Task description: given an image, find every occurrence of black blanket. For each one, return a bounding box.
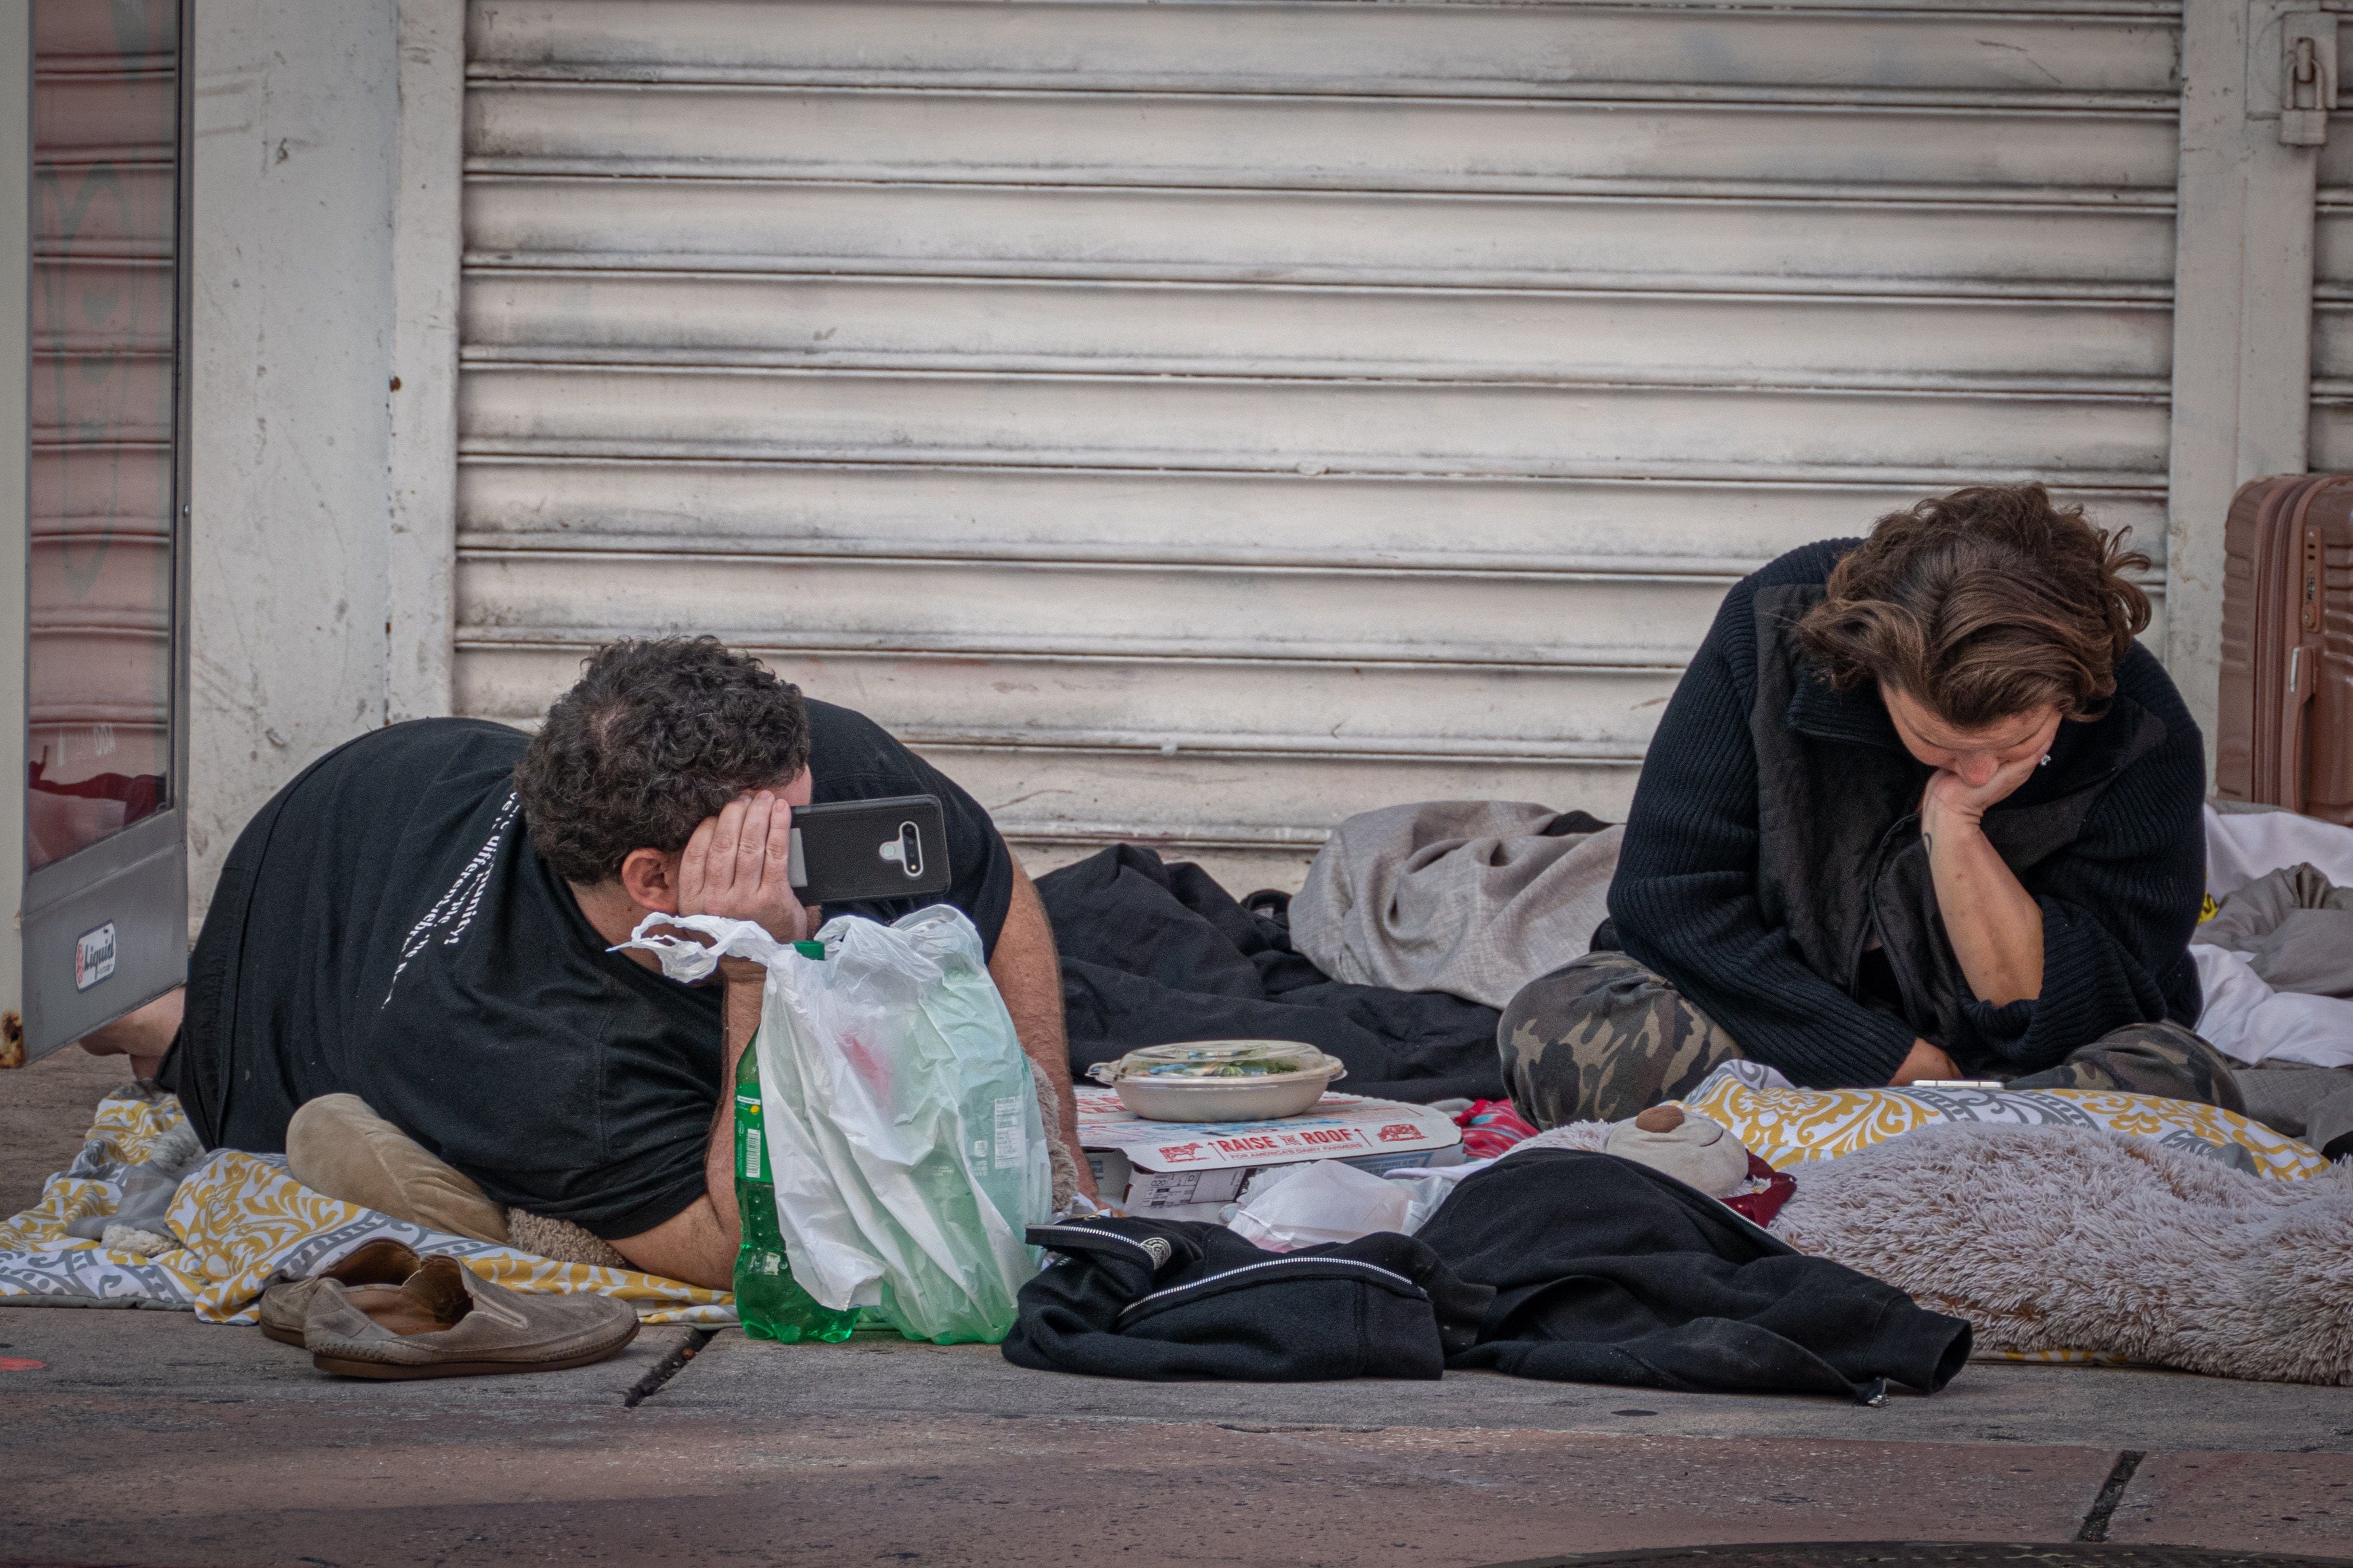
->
[1038,845,1507,1104]
[1003,1152,1971,1401]
[1417,1149,1971,1402]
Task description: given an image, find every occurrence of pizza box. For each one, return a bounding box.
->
[1077,1086,1464,1221]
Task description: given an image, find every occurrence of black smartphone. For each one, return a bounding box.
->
[787,794,954,905]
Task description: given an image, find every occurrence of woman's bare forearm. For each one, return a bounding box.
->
[1925,819,2043,1006]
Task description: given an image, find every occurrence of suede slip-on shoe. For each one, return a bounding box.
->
[303,1254,640,1380]
[256,1238,424,1347]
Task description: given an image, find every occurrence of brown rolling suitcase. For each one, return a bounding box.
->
[2215,474,2353,824]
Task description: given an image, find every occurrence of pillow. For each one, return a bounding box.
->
[1682,1060,2331,1181]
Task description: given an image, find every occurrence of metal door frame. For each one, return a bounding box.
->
[7,0,192,1063]
[2167,0,2338,768]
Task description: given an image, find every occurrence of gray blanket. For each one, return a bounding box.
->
[2199,862,2353,998]
[1289,800,1622,1009]
[2199,862,2353,1156]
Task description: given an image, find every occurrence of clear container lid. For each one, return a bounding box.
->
[1086,1040,1340,1084]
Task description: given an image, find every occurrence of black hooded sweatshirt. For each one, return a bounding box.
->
[1604,540,2207,1087]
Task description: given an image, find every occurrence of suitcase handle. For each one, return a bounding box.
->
[2282,643,2316,814]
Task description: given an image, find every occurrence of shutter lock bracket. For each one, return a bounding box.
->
[2282,12,2339,146]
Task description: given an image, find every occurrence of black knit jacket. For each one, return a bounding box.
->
[1605,540,2207,1088]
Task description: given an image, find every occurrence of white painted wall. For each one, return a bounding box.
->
[2166,0,2324,778]
[187,0,407,918]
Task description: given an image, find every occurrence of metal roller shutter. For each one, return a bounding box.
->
[456,0,2181,890]
[2317,107,2353,469]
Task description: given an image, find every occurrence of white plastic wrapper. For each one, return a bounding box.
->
[1225,1158,1413,1251]
[622,906,1052,1344]
[1380,1160,1495,1234]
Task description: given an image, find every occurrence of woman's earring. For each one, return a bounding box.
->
[2039,753,2052,768]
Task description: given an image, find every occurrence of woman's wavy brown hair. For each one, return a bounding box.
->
[1793,484,2151,728]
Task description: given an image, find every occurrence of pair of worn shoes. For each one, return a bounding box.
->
[258,1239,639,1379]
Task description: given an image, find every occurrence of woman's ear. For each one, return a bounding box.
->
[618,847,684,915]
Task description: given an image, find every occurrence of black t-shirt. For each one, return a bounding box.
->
[163,703,1014,1239]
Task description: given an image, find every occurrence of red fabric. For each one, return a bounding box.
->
[1722,1152,1796,1227]
[1455,1099,1539,1160]
[29,759,163,816]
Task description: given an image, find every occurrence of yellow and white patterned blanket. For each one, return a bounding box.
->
[0,1086,735,1325]
[1683,1059,2332,1181]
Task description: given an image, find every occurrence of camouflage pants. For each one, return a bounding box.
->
[1497,949,2247,1129]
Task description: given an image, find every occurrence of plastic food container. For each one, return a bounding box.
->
[1085,1040,1347,1122]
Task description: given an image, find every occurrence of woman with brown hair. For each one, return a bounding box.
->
[1499,484,2242,1128]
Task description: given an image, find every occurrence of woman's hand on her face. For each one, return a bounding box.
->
[678,792,817,979]
[1920,747,2043,839]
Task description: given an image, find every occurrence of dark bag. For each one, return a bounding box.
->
[2218,475,2353,824]
[1039,844,1507,1103]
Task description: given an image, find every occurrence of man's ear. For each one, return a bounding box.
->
[618,847,684,915]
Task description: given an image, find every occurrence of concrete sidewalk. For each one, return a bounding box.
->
[2,1306,2347,1567]
[0,1048,129,1219]
[5,1051,2349,1566]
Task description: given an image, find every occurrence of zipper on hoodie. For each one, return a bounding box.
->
[1848,810,1919,996]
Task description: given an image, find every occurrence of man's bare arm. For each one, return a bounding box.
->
[609,974,758,1290]
[74,988,184,1079]
[989,856,1094,1197]
[610,791,807,1290]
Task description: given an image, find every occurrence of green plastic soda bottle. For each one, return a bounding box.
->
[732,946,860,1343]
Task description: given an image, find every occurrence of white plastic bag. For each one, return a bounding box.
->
[1381,1160,1494,1235]
[622,906,1053,1343]
[1224,1158,1413,1251]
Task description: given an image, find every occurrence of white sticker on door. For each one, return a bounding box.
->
[74,922,117,992]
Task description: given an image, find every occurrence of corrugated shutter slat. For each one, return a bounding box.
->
[458,0,2179,888]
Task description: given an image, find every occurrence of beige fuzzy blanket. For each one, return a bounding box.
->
[1512,1118,2353,1384]
[1770,1123,2353,1384]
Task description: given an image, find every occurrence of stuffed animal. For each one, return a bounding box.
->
[1603,1104,1752,1197]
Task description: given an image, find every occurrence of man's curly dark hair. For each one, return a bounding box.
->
[513,638,811,885]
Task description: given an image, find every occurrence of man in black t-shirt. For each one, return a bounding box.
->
[82,639,1085,1288]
